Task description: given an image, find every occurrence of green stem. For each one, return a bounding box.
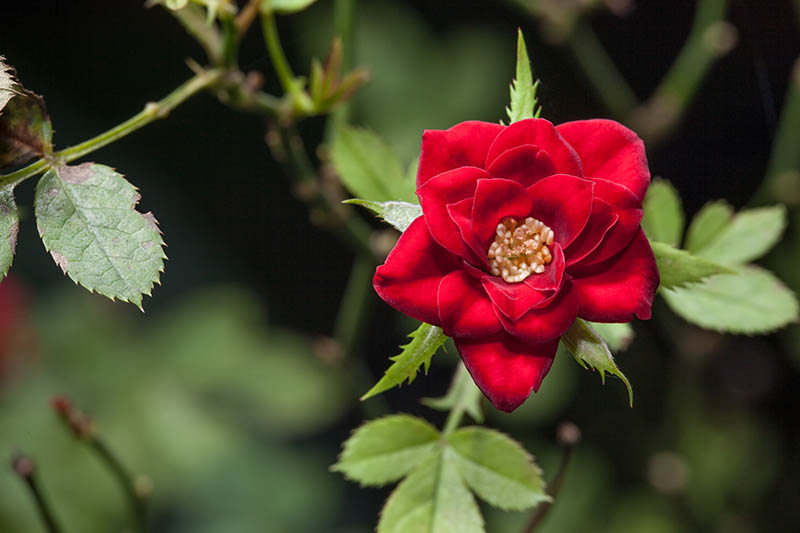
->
[11,454,63,533]
[565,21,639,119]
[442,363,479,436]
[90,438,148,532]
[0,68,225,190]
[261,11,298,96]
[326,0,357,136]
[630,0,730,144]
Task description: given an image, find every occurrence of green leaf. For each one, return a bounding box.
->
[362,323,448,400]
[684,200,734,253]
[332,415,440,487]
[262,0,319,14]
[1,56,18,113]
[378,450,484,533]
[422,362,483,423]
[34,163,166,308]
[449,427,549,511]
[589,322,634,352]
[642,179,684,246]
[650,241,734,289]
[662,266,799,334]
[0,65,52,170]
[0,188,19,279]
[344,199,421,233]
[691,205,787,265]
[506,30,539,123]
[331,126,415,203]
[561,318,633,406]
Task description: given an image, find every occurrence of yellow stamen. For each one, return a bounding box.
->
[488,216,554,283]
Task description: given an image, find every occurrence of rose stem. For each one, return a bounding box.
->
[11,453,64,533]
[522,421,582,533]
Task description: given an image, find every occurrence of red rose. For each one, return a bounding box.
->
[373,118,659,412]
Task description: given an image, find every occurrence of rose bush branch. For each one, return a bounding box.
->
[11,454,63,533]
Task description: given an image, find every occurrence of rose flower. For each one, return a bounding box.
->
[373,118,659,412]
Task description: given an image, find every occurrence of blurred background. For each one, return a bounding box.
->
[1,0,799,531]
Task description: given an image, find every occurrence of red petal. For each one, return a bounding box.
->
[498,280,580,343]
[471,178,534,246]
[573,179,643,268]
[485,144,557,187]
[417,167,489,262]
[417,121,504,187]
[446,198,487,267]
[437,271,503,338]
[524,243,566,292]
[565,199,618,267]
[486,119,582,177]
[571,229,659,322]
[481,276,551,321]
[456,334,559,412]
[373,217,458,325]
[527,174,594,248]
[556,119,650,202]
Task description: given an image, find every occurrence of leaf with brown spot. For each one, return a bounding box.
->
[0,187,19,279]
[0,58,52,170]
[34,163,166,308]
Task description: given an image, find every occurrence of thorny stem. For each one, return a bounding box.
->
[442,363,481,436]
[269,124,375,258]
[522,422,582,533]
[0,68,226,190]
[11,453,63,533]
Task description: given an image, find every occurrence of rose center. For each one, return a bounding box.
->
[488,216,554,283]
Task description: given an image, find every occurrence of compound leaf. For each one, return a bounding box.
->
[692,205,787,265]
[0,60,52,170]
[34,163,166,308]
[378,450,484,533]
[332,414,440,487]
[642,179,684,246]
[684,200,734,253]
[650,241,734,289]
[449,426,549,511]
[662,266,798,334]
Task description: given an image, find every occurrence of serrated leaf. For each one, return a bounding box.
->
[692,205,787,265]
[650,241,734,289]
[331,126,415,203]
[34,163,166,308]
[0,64,52,170]
[344,199,421,232]
[662,266,799,334]
[0,188,19,279]
[422,362,483,423]
[589,321,634,352]
[378,450,484,533]
[362,323,448,400]
[449,427,549,511]
[261,0,320,15]
[332,415,440,487]
[506,30,539,124]
[642,179,684,246]
[561,318,633,406]
[1,56,18,113]
[685,200,734,253]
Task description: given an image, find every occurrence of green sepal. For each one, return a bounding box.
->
[344,199,421,233]
[561,318,633,406]
[362,323,448,400]
[506,29,540,124]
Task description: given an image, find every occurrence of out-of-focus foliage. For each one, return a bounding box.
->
[0,285,351,533]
